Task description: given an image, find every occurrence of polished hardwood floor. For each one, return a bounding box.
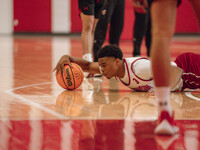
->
[0,34,200,150]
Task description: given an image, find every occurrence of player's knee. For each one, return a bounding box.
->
[83,21,94,32]
[152,29,174,39]
[152,25,175,38]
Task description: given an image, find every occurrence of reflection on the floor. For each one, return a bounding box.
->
[0,119,200,150]
[0,35,200,150]
[55,79,200,120]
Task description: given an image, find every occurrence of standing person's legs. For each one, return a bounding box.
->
[133,11,148,56]
[79,0,106,62]
[81,13,96,62]
[150,0,178,135]
[145,7,151,57]
[109,0,125,45]
[93,0,112,62]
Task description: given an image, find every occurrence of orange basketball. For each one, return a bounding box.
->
[56,63,84,90]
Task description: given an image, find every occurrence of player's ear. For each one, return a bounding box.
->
[115,58,121,65]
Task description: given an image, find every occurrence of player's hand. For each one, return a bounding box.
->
[53,55,73,74]
[129,0,148,13]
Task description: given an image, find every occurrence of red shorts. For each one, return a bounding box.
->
[174,52,200,90]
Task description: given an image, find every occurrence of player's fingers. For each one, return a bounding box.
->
[67,62,74,68]
[62,61,74,69]
[53,67,56,72]
[61,63,66,74]
[55,70,60,76]
[53,63,58,72]
[53,64,61,76]
[54,65,62,76]
[62,55,73,67]
[58,64,62,74]
[53,63,60,72]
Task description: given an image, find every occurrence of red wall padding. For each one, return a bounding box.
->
[71,0,199,40]
[13,0,199,36]
[13,0,51,32]
[71,0,82,32]
[176,0,199,33]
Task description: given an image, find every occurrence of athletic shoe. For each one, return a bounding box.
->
[154,111,179,135]
[82,53,93,77]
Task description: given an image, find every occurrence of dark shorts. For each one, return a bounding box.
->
[177,0,182,6]
[174,53,200,90]
[78,0,106,18]
[152,0,181,6]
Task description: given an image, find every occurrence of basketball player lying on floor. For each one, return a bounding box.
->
[54,44,200,92]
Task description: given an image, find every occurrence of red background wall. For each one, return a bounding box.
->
[71,0,199,40]
[13,0,199,38]
[13,0,51,32]
[175,0,199,33]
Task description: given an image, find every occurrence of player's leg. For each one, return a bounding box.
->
[93,1,111,62]
[80,13,95,62]
[150,0,178,135]
[78,0,96,62]
[109,0,125,45]
[145,7,151,57]
[91,17,99,50]
[80,0,106,63]
[133,10,148,56]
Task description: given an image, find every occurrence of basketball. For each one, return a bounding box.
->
[56,63,84,90]
[56,90,83,117]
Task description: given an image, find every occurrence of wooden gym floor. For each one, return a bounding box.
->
[0,34,200,150]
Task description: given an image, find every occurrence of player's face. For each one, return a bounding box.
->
[98,57,119,79]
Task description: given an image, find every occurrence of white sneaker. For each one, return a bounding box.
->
[154,111,179,135]
[82,53,92,77]
[82,53,93,62]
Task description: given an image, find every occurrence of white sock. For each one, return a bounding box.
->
[154,86,172,116]
[82,53,92,62]
[82,53,92,77]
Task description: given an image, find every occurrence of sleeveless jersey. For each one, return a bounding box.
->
[115,57,154,92]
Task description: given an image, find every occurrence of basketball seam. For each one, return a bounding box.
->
[69,64,76,89]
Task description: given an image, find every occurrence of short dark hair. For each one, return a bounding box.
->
[97,44,123,60]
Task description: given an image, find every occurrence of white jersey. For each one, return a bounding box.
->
[115,57,154,92]
[115,57,183,92]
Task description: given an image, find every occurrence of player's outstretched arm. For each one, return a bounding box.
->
[53,55,100,74]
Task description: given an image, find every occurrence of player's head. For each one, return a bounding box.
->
[97,44,123,60]
[97,44,123,79]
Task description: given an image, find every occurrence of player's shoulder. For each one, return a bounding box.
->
[124,57,142,62]
[124,57,150,64]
